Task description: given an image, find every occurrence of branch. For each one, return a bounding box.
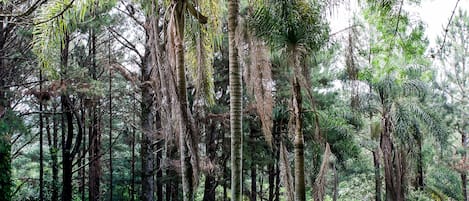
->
[116,0,144,28]
[438,0,461,56]
[108,26,143,60]
[187,2,208,24]
[33,0,76,26]
[0,0,47,17]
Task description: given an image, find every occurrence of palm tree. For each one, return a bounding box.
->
[359,75,447,201]
[167,0,208,200]
[227,0,242,200]
[250,1,328,200]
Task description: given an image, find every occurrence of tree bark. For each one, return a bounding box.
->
[88,29,101,201]
[108,61,113,201]
[293,75,305,201]
[373,149,381,201]
[131,94,136,201]
[462,132,467,201]
[228,0,242,200]
[203,122,217,201]
[268,163,275,201]
[381,114,405,201]
[39,68,44,201]
[61,32,84,201]
[141,46,155,201]
[50,105,59,201]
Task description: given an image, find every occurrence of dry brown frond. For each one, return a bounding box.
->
[238,16,274,147]
[314,143,331,201]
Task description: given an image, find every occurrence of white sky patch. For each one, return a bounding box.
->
[329,0,469,49]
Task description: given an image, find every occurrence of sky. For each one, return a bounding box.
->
[329,0,469,49]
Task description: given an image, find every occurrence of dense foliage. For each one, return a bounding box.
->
[0,0,468,201]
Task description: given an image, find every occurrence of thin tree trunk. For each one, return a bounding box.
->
[463,132,467,201]
[268,163,275,201]
[80,103,86,201]
[275,152,281,201]
[203,123,217,201]
[107,70,112,200]
[416,133,423,190]
[60,32,83,201]
[171,1,197,200]
[51,105,59,201]
[373,149,381,201]
[39,68,44,201]
[88,29,101,201]
[251,162,257,201]
[131,94,136,201]
[228,0,242,200]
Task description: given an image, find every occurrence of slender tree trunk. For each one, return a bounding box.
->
[108,62,113,201]
[60,32,82,201]
[141,51,155,201]
[88,29,101,201]
[172,1,197,200]
[51,105,59,201]
[80,103,86,201]
[293,76,305,201]
[156,138,163,201]
[268,163,275,201]
[131,94,136,201]
[39,68,44,201]
[275,152,281,201]
[462,132,467,201]
[203,123,217,201]
[228,0,242,200]
[373,149,381,201]
[416,133,423,190]
[251,164,257,201]
[0,24,12,201]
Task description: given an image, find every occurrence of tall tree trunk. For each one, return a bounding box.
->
[60,32,84,201]
[249,128,257,201]
[293,74,305,201]
[141,49,155,201]
[462,132,467,201]
[203,122,217,201]
[416,133,423,190]
[88,29,101,201]
[172,1,197,200]
[268,162,275,201]
[131,94,136,201]
[228,0,242,200]
[381,114,405,201]
[0,12,12,201]
[275,153,281,201]
[80,102,86,201]
[373,149,381,201]
[381,120,395,201]
[51,105,59,201]
[108,62,113,201]
[251,164,257,201]
[39,68,44,201]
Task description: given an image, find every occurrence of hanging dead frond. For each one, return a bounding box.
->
[314,143,331,201]
[279,142,294,201]
[238,16,274,147]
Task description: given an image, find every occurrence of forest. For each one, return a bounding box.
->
[0,0,468,200]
